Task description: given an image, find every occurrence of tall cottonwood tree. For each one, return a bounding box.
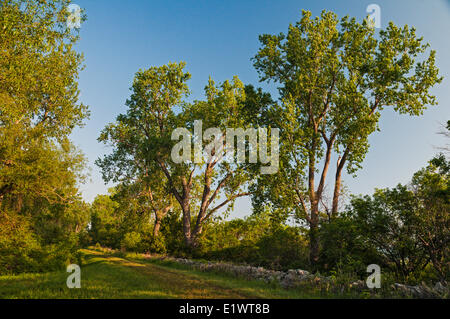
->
[0,0,90,272]
[177,76,257,246]
[97,63,187,244]
[0,0,89,205]
[95,74,176,240]
[252,10,442,264]
[98,63,260,249]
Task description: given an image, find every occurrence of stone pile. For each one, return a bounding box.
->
[392,282,448,298]
[161,256,330,288]
[155,255,448,298]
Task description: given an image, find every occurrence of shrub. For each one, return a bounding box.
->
[0,213,42,275]
[121,232,142,251]
[0,212,81,275]
[256,226,309,270]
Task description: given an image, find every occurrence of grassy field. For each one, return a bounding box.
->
[0,248,334,299]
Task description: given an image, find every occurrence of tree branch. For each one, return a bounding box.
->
[204,192,251,222]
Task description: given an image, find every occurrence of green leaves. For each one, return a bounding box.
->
[0,0,89,140]
[0,0,89,204]
[252,9,442,222]
[346,156,449,282]
[0,1,90,273]
[97,62,191,183]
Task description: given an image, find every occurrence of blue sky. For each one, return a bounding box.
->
[71,0,450,218]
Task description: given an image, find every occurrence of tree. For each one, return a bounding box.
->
[0,0,89,272]
[349,186,429,281]
[96,123,175,242]
[325,151,449,283]
[89,193,121,248]
[113,180,174,240]
[96,63,183,245]
[252,10,442,264]
[0,0,89,205]
[174,76,258,247]
[411,154,449,282]
[98,63,262,249]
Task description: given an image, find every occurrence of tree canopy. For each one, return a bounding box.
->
[252,10,442,264]
[0,0,89,274]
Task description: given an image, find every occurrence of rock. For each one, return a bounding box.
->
[393,283,435,298]
[296,269,310,277]
[433,282,447,295]
[350,280,365,290]
[394,283,414,296]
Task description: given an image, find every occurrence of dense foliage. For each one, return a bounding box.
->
[0,0,89,274]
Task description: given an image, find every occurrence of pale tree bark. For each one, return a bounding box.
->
[331,147,349,218]
[157,156,249,249]
[152,205,172,238]
[145,181,173,239]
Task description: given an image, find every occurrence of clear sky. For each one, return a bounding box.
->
[71,0,450,218]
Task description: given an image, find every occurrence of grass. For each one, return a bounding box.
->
[0,248,337,299]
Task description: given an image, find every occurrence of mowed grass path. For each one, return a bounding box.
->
[0,249,320,299]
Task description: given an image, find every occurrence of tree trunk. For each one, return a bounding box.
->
[191,223,203,247]
[0,183,13,207]
[309,203,320,265]
[307,140,319,265]
[332,148,349,218]
[181,201,193,247]
[153,216,161,238]
[331,165,342,218]
[152,205,172,238]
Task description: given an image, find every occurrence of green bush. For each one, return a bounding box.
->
[0,212,81,275]
[121,232,142,251]
[0,213,42,275]
[319,216,382,277]
[256,226,309,270]
[193,214,309,271]
[149,235,167,254]
[159,210,185,255]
